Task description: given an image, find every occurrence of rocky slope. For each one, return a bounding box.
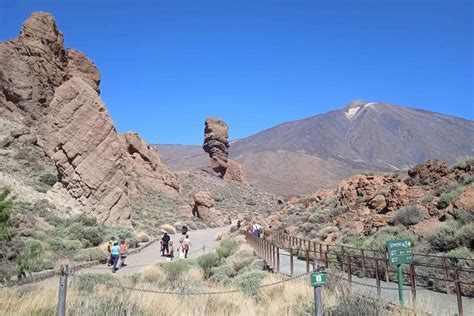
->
[157,100,474,196]
[261,159,473,258]
[0,12,178,225]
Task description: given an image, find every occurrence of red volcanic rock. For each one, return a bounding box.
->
[203,117,229,178]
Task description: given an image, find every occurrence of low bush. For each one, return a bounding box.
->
[211,264,237,278]
[427,221,460,252]
[197,253,221,278]
[453,209,474,225]
[164,260,189,282]
[328,205,349,218]
[73,247,106,262]
[308,211,327,224]
[74,273,115,293]
[421,195,433,205]
[456,223,474,250]
[231,270,266,295]
[316,226,338,240]
[392,205,423,226]
[209,272,231,284]
[142,264,165,283]
[39,173,57,186]
[217,239,238,258]
[361,226,418,252]
[437,185,464,209]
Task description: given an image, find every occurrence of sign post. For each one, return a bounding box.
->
[310,262,326,316]
[387,239,413,310]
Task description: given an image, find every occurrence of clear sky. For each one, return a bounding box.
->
[1,0,472,145]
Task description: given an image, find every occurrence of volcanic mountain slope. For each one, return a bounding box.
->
[157,100,474,196]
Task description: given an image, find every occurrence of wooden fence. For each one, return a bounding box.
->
[244,231,473,316]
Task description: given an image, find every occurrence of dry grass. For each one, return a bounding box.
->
[160,224,177,234]
[142,264,165,283]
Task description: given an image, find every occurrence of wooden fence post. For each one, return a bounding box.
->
[454,268,463,316]
[306,250,310,273]
[375,259,381,303]
[341,245,346,272]
[347,252,352,291]
[384,252,390,282]
[276,246,280,273]
[57,264,69,316]
[442,257,450,294]
[290,248,294,277]
[361,249,366,277]
[410,263,417,311]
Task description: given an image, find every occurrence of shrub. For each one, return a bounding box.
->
[73,247,106,262]
[316,226,339,240]
[39,173,57,186]
[142,264,165,283]
[437,185,465,209]
[160,224,176,234]
[404,177,419,186]
[217,239,238,258]
[198,253,221,278]
[209,272,231,284]
[16,240,43,278]
[74,273,115,293]
[0,188,13,241]
[59,239,83,252]
[456,223,474,250]
[362,226,418,252]
[427,221,460,252]
[164,260,189,282]
[231,270,266,295]
[453,209,474,225]
[210,264,237,278]
[229,256,254,272]
[329,206,349,217]
[308,211,326,224]
[392,205,424,226]
[421,195,433,205]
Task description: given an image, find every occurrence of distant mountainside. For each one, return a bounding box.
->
[156,101,474,196]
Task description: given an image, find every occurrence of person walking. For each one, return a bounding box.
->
[111,240,120,273]
[119,239,128,267]
[237,219,241,229]
[168,241,175,260]
[183,235,191,258]
[181,224,188,236]
[162,232,170,256]
[107,238,115,267]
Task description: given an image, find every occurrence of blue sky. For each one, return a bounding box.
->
[1,0,472,145]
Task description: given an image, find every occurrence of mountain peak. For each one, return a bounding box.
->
[343,100,378,119]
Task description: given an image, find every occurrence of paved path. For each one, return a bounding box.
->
[277,248,474,316]
[82,224,230,276]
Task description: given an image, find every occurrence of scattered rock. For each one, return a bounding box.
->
[452,186,474,213]
[408,159,449,182]
[191,191,225,226]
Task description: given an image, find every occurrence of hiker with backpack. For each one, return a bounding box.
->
[110,240,120,273]
[119,239,128,267]
[168,241,175,260]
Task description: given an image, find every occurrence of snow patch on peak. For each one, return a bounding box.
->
[364,102,376,108]
[345,107,360,119]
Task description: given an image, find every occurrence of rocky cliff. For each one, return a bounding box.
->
[0,12,179,225]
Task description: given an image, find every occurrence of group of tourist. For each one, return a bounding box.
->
[249,222,262,238]
[160,225,192,260]
[107,238,128,273]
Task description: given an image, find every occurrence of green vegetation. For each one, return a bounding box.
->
[427,221,473,252]
[198,253,221,278]
[357,226,419,252]
[437,185,465,209]
[216,239,238,258]
[392,205,424,226]
[0,188,13,241]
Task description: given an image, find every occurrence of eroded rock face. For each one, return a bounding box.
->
[39,77,131,225]
[1,12,180,225]
[224,159,248,183]
[120,132,179,196]
[191,191,225,226]
[203,117,229,178]
[408,159,449,182]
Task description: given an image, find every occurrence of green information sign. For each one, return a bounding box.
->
[386,239,413,267]
[310,271,327,287]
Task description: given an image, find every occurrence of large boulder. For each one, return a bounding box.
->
[191,191,225,226]
[453,186,474,213]
[224,159,248,183]
[202,117,229,178]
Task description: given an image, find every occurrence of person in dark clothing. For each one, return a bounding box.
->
[161,232,170,256]
[237,220,241,229]
[181,224,188,236]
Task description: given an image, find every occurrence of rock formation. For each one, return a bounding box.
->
[0,12,179,225]
[191,191,225,226]
[202,117,229,178]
